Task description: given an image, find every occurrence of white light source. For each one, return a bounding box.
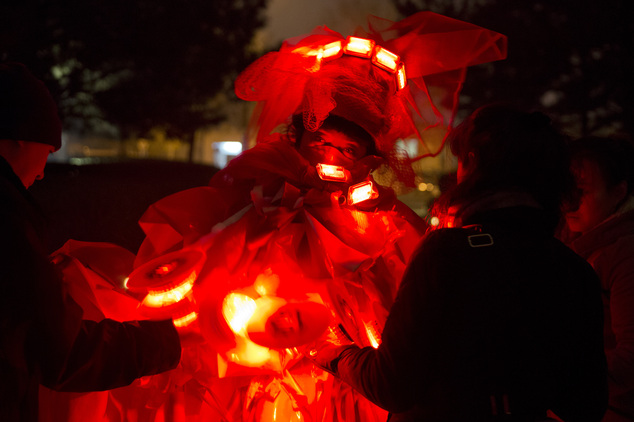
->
[216,141,243,155]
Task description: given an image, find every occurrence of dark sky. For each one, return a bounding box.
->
[258,0,399,49]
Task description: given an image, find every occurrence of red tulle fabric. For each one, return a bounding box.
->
[235,11,507,180]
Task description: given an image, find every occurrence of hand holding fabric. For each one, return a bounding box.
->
[302,325,358,375]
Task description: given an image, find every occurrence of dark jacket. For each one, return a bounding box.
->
[331,206,608,421]
[0,157,181,422]
[569,200,634,421]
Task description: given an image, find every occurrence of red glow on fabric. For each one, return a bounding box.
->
[235,11,508,174]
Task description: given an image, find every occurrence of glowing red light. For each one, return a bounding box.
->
[316,163,350,182]
[372,46,400,73]
[173,311,198,328]
[155,263,176,276]
[322,40,343,60]
[343,36,375,58]
[142,270,197,308]
[222,293,257,335]
[363,320,381,349]
[347,181,379,205]
[396,63,407,90]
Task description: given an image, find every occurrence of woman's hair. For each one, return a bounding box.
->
[436,103,575,228]
[288,113,378,157]
[569,136,634,196]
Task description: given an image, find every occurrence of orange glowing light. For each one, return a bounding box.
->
[372,46,400,73]
[228,339,271,367]
[254,270,281,297]
[142,270,197,308]
[174,311,198,328]
[292,46,322,57]
[322,40,343,60]
[155,263,177,276]
[347,180,379,205]
[222,293,257,335]
[343,36,375,58]
[396,62,407,90]
[316,163,349,182]
[363,321,381,349]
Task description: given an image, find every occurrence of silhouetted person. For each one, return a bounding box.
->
[564,136,634,422]
[310,104,608,421]
[0,62,182,421]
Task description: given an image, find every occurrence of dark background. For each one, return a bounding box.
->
[2,0,632,139]
[3,0,633,252]
[29,161,218,254]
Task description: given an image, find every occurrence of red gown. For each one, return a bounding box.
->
[44,136,425,421]
[133,136,426,421]
[41,9,509,417]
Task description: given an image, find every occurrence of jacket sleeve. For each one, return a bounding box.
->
[1,190,181,393]
[603,236,634,393]
[26,237,181,392]
[44,319,181,392]
[28,244,181,392]
[329,236,443,413]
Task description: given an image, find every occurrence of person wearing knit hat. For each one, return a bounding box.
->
[0,62,184,422]
[0,62,62,188]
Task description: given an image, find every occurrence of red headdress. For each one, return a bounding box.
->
[235,12,507,185]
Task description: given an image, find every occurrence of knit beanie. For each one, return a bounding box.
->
[0,62,62,150]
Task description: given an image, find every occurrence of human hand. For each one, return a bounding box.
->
[302,325,357,375]
[305,340,357,375]
[173,315,205,348]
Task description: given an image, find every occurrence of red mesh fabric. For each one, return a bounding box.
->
[235,12,507,184]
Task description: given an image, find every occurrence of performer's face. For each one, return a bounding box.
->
[565,158,626,234]
[298,127,369,167]
[9,141,55,188]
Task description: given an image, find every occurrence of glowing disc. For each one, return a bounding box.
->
[126,249,205,295]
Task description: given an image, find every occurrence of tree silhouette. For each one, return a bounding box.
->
[392,0,634,137]
[1,0,268,140]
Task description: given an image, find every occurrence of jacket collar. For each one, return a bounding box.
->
[450,191,542,227]
[0,155,29,195]
[571,196,634,258]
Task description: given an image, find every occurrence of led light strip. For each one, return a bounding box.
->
[173,311,198,328]
[296,36,407,90]
[316,163,350,182]
[142,270,197,308]
[348,180,379,205]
